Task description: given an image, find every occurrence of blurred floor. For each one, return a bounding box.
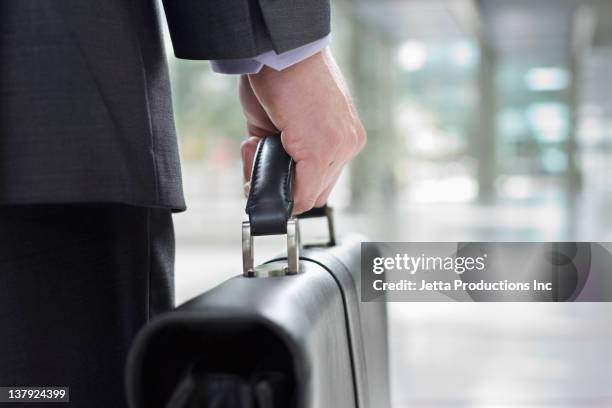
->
[389,303,612,408]
[173,166,612,408]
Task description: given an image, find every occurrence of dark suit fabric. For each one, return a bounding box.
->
[0,0,330,211]
[0,204,174,408]
[163,0,331,59]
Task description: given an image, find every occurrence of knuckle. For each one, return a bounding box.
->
[354,123,367,151]
[328,127,345,144]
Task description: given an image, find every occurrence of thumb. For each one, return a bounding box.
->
[241,136,261,197]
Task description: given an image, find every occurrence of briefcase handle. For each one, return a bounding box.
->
[242,136,336,277]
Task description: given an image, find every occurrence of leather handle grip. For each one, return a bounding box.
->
[245,136,328,236]
[245,136,295,236]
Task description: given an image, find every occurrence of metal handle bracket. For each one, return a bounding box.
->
[242,217,300,277]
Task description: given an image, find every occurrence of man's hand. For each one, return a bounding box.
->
[239,48,366,215]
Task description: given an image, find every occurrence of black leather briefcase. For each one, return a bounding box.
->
[126,136,390,408]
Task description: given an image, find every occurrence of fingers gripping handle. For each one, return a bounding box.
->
[242,136,335,277]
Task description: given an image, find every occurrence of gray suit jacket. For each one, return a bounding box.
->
[0,0,330,211]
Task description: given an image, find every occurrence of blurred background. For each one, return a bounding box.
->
[161,0,612,406]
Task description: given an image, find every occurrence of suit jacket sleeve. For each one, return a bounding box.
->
[161,0,331,60]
